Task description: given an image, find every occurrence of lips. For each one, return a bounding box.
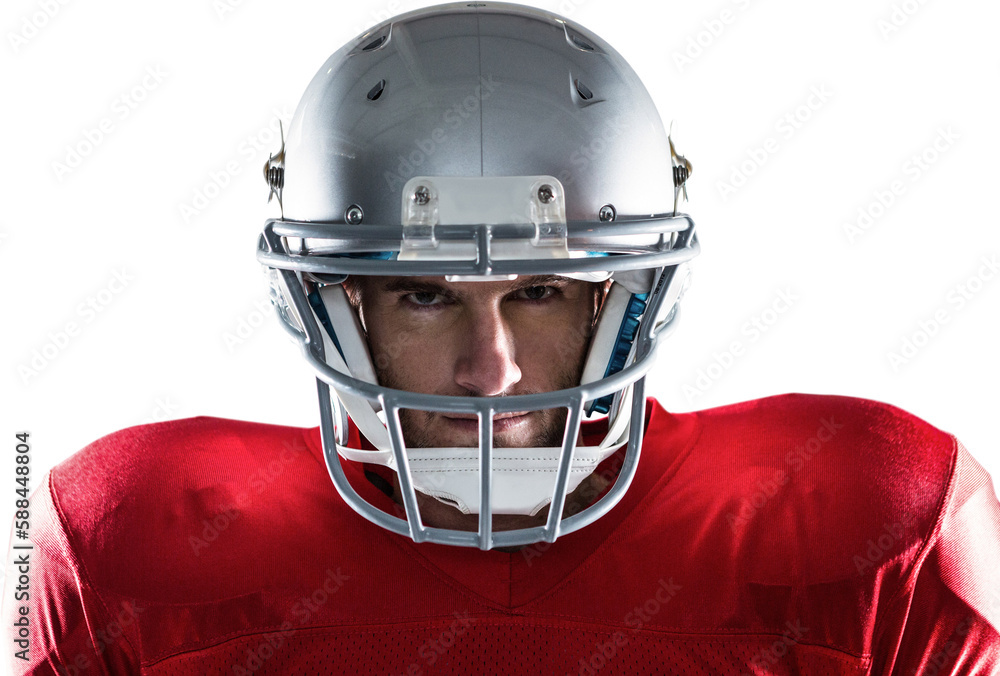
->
[444,412,529,421]
[441,411,531,432]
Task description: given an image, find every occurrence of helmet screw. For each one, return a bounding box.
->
[412,186,431,205]
[345,205,364,224]
[537,184,555,204]
[599,204,616,222]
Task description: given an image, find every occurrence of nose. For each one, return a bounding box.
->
[453,305,522,396]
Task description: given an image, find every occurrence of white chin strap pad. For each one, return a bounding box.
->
[339,442,625,516]
[411,446,609,516]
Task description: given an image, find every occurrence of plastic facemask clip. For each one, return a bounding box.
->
[529,180,568,248]
[402,181,440,251]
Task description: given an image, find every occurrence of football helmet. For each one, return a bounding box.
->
[257,1,699,549]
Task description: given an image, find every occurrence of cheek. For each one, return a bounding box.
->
[365,315,454,389]
[514,309,595,380]
[560,312,597,365]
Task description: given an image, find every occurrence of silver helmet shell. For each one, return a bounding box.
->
[282,2,675,225]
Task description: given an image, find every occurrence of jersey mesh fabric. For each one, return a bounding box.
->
[148,623,865,675]
[4,394,1000,674]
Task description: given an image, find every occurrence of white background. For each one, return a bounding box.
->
[2,0,998,550]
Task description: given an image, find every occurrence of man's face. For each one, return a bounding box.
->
[349,275,602,449]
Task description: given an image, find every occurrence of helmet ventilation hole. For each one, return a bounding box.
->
[367,79,386,101]
[574,78,593,100]
[362,35,387,51]
[568,33,595,51]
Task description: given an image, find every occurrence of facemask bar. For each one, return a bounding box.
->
[258,214,695,278]
[262,217,697,549]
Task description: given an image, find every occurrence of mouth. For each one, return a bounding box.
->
[441,411,532,433]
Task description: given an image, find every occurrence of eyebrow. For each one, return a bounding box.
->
[381,275,568,295]
[382,278,449,294]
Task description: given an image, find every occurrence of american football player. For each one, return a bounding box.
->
[5,2,999,674]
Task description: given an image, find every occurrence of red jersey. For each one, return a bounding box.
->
[4,394,999,674]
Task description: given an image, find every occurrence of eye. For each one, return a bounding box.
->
[517,285,555,301]
[405,291,446,307]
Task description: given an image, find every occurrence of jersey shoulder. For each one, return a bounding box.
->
[679,393,958,577]
[690,391,956,483]
[45,417,327,593]
[51,416,316,523]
